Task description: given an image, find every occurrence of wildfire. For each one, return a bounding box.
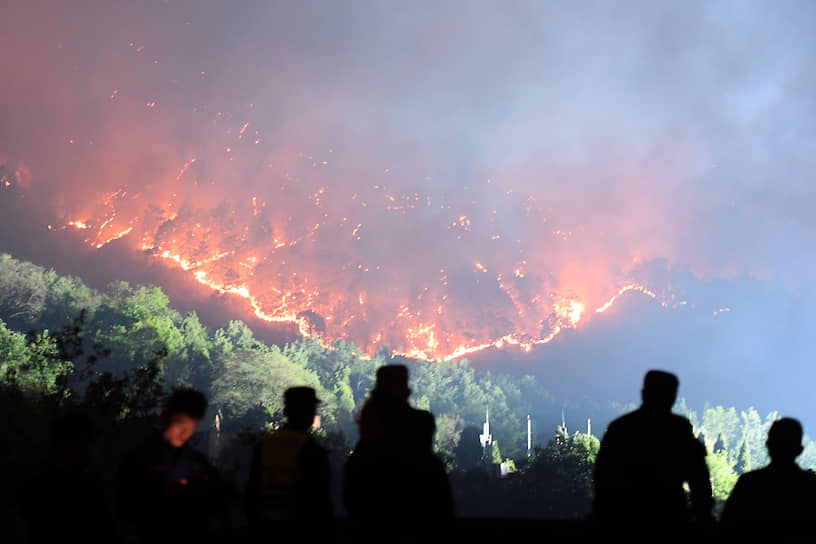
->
[595,284,661,313]
[68,220,90,230]
[57,166,685,361]
[45,83,689,362]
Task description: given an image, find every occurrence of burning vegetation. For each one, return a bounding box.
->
[59,148,681,360]
[1,2,709,361]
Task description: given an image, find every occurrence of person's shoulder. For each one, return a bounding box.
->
[607,409,643,430]
[609,410,635,425]
[300,433,329,458]
[667,413,695,431]
[411,408,434,424]
[737,466,773,486]
[797,466,816,484]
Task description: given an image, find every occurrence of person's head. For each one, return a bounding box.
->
[641,370,679,411]
[766,417,804,463]
[283,386,321,431]
[374,365,411,399]
[161,388,207,448]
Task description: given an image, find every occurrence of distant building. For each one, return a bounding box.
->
[479,408,493,463]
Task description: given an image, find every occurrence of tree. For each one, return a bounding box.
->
[739,408,769,468]
[510,427,600,518]
[164,312,213,389]
[209,346,330,431]
[799,437,816,471]
[735,440,752,474]
[0,319,72,397]
[492,440,503,464]
[713,433,726,454]
[434,413,464,465]
[0,254,49,326]
[702,406,740,452]
[706,450,738,504]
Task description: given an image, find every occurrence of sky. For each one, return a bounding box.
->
[2,1,816,416]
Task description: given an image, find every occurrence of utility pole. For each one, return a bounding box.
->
[527,414,532,457]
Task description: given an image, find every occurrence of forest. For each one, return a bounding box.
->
[2,252,814,518]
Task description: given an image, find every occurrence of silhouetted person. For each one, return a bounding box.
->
[721,418,816,530]
[593,370,713,528]
[356,364,417,445]
[20,410,114,544]
[344,365,453,528]
[118,388,223,544]
[245,386,332,528]
[413,408,455,519]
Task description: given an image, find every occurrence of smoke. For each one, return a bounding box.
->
[2,1,816,357]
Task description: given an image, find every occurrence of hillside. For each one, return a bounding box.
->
[2,251,813,479]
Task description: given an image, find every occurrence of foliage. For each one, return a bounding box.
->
[735,441,751,474]
[505,427,600,518]
[4,251,816,521]
[0,253,608,458]
[210,346,329,431]
[707,450,739,513]
[0,320,72,397]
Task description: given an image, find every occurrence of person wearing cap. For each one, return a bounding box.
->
[344,364,453,525]
[721,417,816,530]
[245,386,332,526]
[592,370,713,529]
[357,364,416,445]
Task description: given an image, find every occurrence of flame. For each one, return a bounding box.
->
[595,284,661,313]
[175,157,197,181]
[48,118,688,361]
[58,175,682,361]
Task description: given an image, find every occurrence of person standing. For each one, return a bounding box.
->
[593,370,713,529]
[245,387,332,527]
[721,417,816,530]
[118,388,224,544]
[344,365,452,527]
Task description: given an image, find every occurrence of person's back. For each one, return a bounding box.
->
[245,387,332,526]
[594,408,708,523]
[408,409,454,519]
[248,428,331,522]
[345,371,415,520]
[593,370,712,527]
[357,384,416,446]
[721,418,816,530]
[344,365,451,524]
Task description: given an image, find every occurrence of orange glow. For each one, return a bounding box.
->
[55,145,685,362]
[175,157,197,181]
[596,284,659,313]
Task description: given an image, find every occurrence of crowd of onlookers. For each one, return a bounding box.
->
[8,366,816,542]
